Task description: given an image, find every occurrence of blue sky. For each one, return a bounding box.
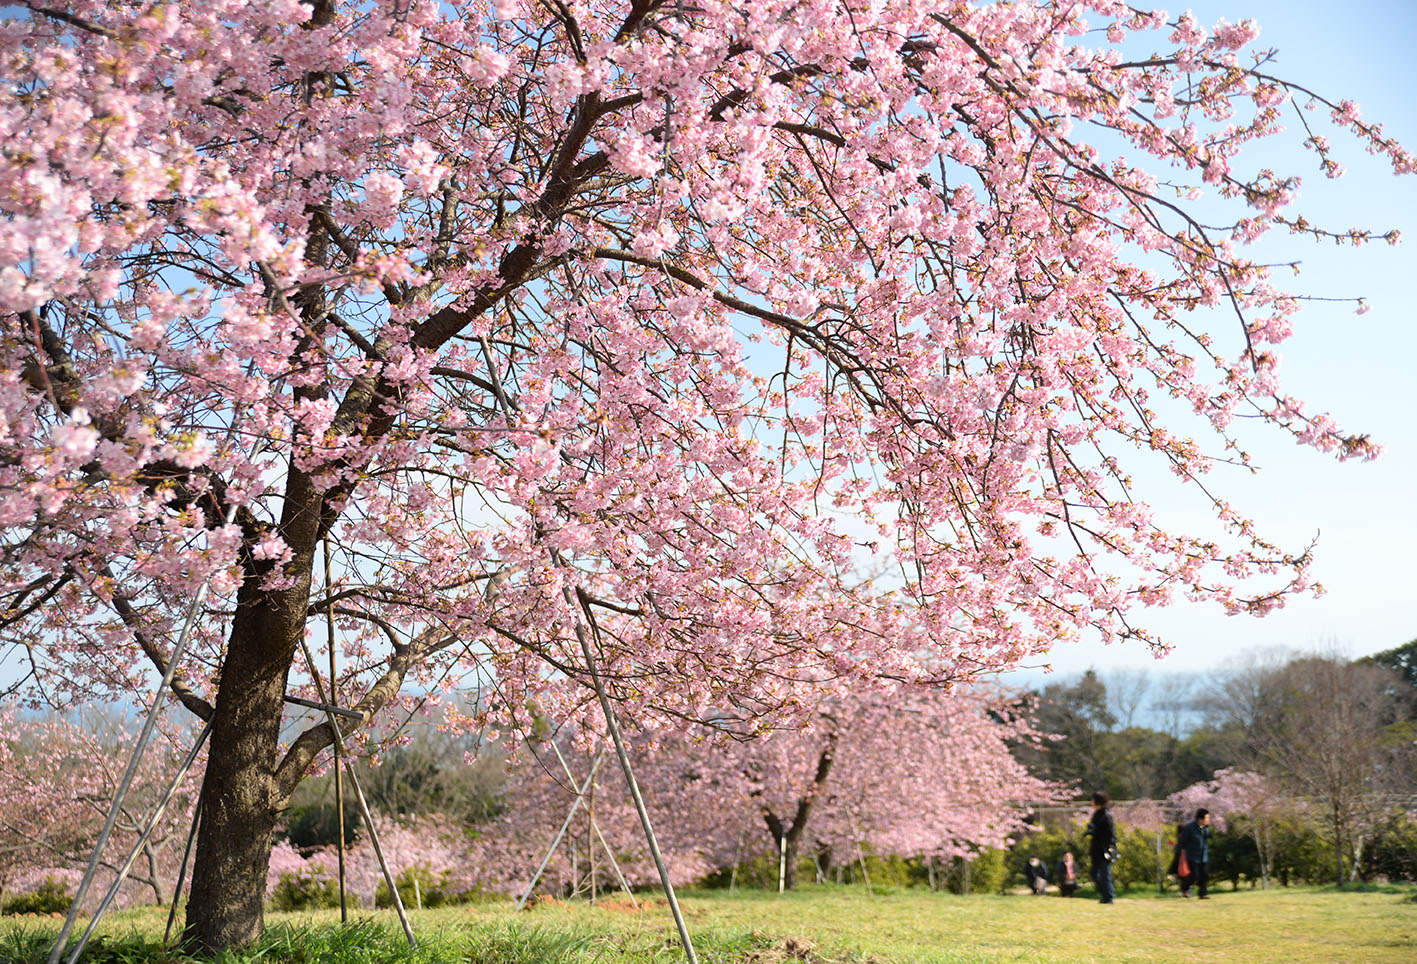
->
[1015,0,1417,676]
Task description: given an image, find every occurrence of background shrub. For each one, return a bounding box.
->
[2,878,72,915]
[376,865,460,909]
[268,871,347,912]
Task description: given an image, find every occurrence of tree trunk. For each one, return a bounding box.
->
[781,833,800,891]
[1331,802,1345,886]
[1256,821,1270,890]
[183,508,317,952]
[758,733,837,893]
[143,840,165,906]
[182,653,290,950]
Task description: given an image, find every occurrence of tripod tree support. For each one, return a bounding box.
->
[564,581,698,964]
[548,739,638,908]
[65,722,212,964]
[46,502,239,964]
[514,750,606,911]
[296,635,416,947]
[479,334,693,960]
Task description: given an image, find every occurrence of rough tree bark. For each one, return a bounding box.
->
[184,517,319,951]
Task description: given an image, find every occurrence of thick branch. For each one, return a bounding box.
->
[272,626,453,798]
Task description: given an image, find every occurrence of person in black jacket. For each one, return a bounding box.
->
[1025,856,1049,895]
[1084,790,1117,904]
[1177,809,1213,898]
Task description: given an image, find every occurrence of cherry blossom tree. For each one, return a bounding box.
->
[732,689,1065,889]
[0,709,203,910]
[1,0,1410,950]
[1169,767,1289,888]
[481,687,1063,893]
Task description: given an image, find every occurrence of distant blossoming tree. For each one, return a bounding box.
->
[0,710,203,910]
[1170,767,1294,889]
[723,688,1063,888]
[478,686,1063,893]
[0,0,1409,950]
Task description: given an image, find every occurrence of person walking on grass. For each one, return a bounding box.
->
[1084,790,1117,904]
[1177,809,1213,899]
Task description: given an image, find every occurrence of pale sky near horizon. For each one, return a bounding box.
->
[1009,0,1417,678]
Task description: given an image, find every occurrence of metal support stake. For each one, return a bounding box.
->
[283,695,361,719]
[324,538,348,923]
[477,338,687,952]
[340,754,413,940]
[564,581,698,964]
[65,722,212,964]
[515,751,606,911]
[548,740,637,907]
[296,635,415,946]
[163,797,202,943]
[588,773,596,904]
[855,836,873,895]
[729,829,743,895]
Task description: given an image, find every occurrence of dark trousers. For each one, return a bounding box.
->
[1180,860,1209,897]
[1091,860,1115,903]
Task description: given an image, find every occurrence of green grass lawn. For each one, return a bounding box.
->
[4,885,1415,964]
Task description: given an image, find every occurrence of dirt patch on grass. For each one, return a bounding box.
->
[744,934,819,963]
[522,894,565,910]
[596,896,661,913]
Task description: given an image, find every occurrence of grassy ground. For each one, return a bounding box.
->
[3,884,1415,964]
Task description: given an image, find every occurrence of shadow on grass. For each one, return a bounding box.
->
[0,917,609,964]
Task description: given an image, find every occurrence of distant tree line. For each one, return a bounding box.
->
[4,642,1413,914]
[276,642,1415,895]
[1009,640,1417,888]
